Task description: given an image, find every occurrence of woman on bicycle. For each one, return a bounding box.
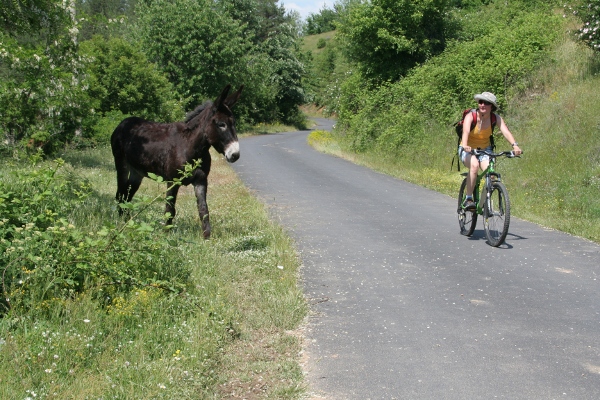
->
[459,92,522,209]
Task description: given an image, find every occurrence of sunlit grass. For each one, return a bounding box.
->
[0,147,308,399]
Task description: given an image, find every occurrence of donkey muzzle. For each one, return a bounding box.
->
[224,141,240,163]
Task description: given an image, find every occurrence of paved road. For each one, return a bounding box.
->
[232,119,600,399]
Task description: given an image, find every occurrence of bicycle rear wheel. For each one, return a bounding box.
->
[457,178,477,236]
[483,181,510,246]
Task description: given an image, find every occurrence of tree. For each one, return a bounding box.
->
[0,0,64,35]
[75,0,138,40]
[134,0,252,107]
[80,35,183,122]
[135,0,306,126]
[304,6,339,35]
[0,0,93,153]
[336,0,449,82]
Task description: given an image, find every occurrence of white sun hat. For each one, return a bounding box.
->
[474,92,498,108]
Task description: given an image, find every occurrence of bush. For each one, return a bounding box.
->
[0,156,193,316]
[0,32,93,154]
[80,36,184,123]
[568,0,600,51]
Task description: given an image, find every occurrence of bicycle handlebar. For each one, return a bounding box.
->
[469,149,522,158]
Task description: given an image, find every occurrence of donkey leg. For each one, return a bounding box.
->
[193,181,210,239]
[165,184,180,226]
[116,169,143,215]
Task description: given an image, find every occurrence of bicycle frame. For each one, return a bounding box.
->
[464,158,501,215]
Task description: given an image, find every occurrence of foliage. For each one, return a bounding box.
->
[133,0,306,127]
[75,0,137,40]
[133,0,250,108]
[220,0,307,126]
[260,22,307,125]
[0,1,94,153]
[80,35,184,123]
[301,31,351,115]
[336,0,449,82]
[0,0,65,35]
[304,5,339,35]
[567,0,600,51]
[0,146,308,398]
[335,3,562,151]
[0,155,195,315]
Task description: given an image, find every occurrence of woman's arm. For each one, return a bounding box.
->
[497,114,522,155]
[461,112,474,151]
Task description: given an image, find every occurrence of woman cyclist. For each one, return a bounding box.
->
[459,92,522,209]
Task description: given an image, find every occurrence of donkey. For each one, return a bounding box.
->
[111,84,243,238]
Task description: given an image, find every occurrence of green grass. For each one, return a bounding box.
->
[0,147,308,399]
[308,37,600,244]
[301,31,336,55]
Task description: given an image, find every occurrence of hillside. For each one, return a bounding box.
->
[302,6,600,243]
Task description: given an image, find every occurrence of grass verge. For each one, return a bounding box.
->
[0,146,308,399]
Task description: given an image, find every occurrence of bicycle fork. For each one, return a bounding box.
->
[481,173,501,216]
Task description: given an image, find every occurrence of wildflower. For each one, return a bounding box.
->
[83,319,90,323]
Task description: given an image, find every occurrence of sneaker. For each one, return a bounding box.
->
[463,198,476,210]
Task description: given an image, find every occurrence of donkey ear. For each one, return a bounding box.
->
[224,85,244,109]
[214,84,232,109]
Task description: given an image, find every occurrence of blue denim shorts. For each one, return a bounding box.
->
[459,146,493,164]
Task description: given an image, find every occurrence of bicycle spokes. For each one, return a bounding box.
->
[484,182,510,247]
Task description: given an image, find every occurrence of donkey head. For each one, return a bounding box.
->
[209,84,244,163]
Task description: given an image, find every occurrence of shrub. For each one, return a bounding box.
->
[80,36,184,123]
[0,156,193,316]
[568,0,600,51]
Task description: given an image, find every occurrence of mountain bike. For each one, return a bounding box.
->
[457,149,520,247]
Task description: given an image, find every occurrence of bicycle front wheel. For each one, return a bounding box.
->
[483,181,510,247]
[458,178,477,236]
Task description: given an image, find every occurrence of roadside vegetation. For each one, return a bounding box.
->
[0,149,307,398]
[305,1,600,244]
[2,0,600,399]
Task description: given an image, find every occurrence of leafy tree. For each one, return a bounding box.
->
[260,22,306,123]
[75,0,138,40]
[217,0,307,125]
[0,0,93,153]
[134,0,306,126]
[80,35,183,122]
[134,0,252,107]
[304,6,339,35]
[0,0,65,35]
[336,0,449,82]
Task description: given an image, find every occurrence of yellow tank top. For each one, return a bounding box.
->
[468,123,493,149]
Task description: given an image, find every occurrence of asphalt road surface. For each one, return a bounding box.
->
[231,118,600,399]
